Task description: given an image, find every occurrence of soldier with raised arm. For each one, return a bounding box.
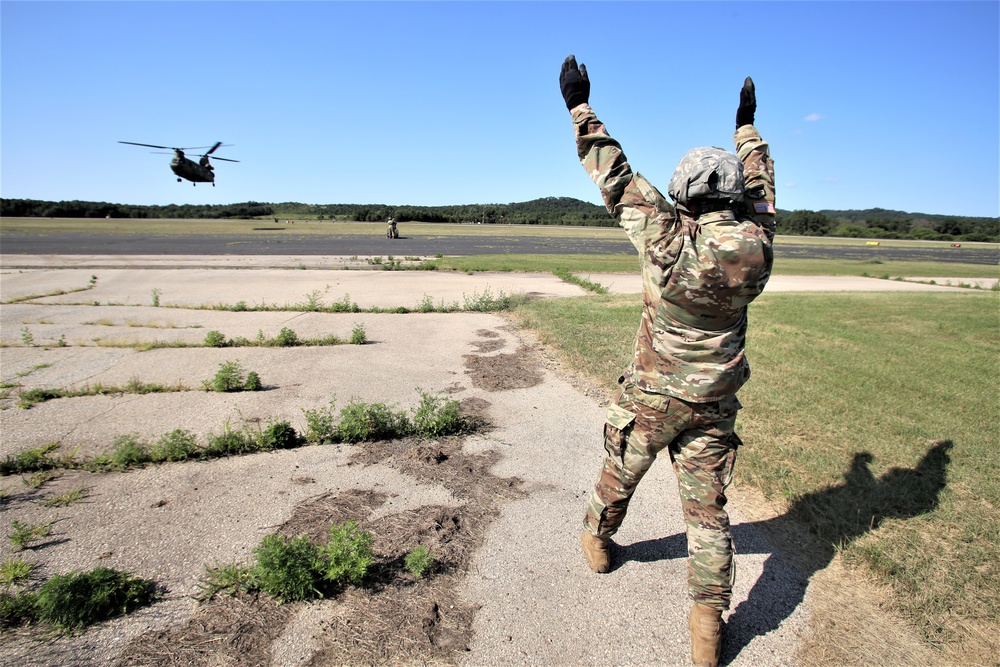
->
[560,55,776,667]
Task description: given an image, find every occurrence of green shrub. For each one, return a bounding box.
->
[303,400,339,444]
[211,360,246,392]
[108,434,150,469]
[324,521,375,586]
[204,330,228,347]
[34,567,156,631]
[259,421,300,450]
[244,371,262,391]
[149,429,199,463]
[274,327,300,347]
[250,535,324,603]
[404,545,435,578]
[204,425,258,457]
[350,323,367,345]
[337,399,411,443]
[411,390,463,437]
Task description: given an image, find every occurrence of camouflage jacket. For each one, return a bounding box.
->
[572,104,776,402]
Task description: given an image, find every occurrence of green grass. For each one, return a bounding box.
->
[513,290,999,651]
[17,379,189,408]
[417,251,997,279]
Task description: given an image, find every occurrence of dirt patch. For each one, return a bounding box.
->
[114,593,293,667]
[463,345,543,391]
[111,436,526,667]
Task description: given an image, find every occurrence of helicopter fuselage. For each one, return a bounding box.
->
[170,152,215,185]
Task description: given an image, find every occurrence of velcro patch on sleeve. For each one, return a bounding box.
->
[754,202,776,214]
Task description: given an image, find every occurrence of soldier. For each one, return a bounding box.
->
[560,55,776,667]
[386,217,398,239]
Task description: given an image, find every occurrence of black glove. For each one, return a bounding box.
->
[560,55,590,111]
[736,76,756,129]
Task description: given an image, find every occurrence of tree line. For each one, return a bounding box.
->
[2,198,997,241]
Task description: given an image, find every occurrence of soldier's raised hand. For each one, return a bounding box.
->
[560,55,590,111]
[736,76,756,129]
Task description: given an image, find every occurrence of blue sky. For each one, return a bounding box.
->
[2,1,998,217]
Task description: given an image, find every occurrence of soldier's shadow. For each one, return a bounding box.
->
[614,440,952,664]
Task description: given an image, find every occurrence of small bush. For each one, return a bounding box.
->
[211,361,246,392]
[251,534,324,603]
[337,399,411,443]
[324,521,375,586]
[274,327,300,347]
[404,545,435,578]
[109,434,150,469]
[303,400,339,444]
[204,330,228,347]
[150,429,199,463]
[34,567,156,631]
[412,390,463,437]
[204,424,258,457]
[350,323,367,345]
[244,371,262,391]
[259,420,300,450]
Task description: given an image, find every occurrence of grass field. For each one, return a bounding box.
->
[513,290,999,659]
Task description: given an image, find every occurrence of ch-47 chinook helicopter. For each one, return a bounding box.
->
[118,141,238,186]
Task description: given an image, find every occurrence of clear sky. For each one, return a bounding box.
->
[2,1,998,217]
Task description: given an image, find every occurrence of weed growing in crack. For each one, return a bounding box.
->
[337,399,410,443]
[205,330,228,347]
[22,470,56,489]
[302,399,338,444]
[8,519,54,551]
[150,288,162,307]
[0,556,35,588]
[150,429,200,463]
[40,485,89,508]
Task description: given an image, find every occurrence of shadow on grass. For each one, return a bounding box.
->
[615,440,953,664]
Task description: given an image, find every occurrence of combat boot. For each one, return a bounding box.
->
[689,603,723,667]
[580,530,610,573]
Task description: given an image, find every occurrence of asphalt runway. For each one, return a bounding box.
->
[2,229,998,265]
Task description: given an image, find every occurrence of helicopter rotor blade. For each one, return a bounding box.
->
[119,141,175,150]
[207,156,239,163]
[203,141,224,157]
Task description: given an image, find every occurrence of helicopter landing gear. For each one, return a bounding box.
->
[177,177,182,182]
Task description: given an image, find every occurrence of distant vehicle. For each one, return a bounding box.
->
[118,141,238,186]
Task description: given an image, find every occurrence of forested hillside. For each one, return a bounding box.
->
[2,198,997,241]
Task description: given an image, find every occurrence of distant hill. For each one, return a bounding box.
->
[2,198,997,241]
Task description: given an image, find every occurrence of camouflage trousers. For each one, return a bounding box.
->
[584,380,742,610]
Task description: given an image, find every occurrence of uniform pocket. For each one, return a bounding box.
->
[604,403,636,461]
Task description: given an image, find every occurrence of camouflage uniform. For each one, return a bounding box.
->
[574,103,775,610]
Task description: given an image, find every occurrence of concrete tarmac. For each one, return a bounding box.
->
[0,255,979,666]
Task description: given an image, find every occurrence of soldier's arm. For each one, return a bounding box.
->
[733,77,776,240]
[735,125,776,241]
[572,104,677,250]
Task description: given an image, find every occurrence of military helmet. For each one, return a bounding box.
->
[667,147,745,206]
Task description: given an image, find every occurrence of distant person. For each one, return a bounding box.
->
[560,55,776,667]
[387,217,398,239]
